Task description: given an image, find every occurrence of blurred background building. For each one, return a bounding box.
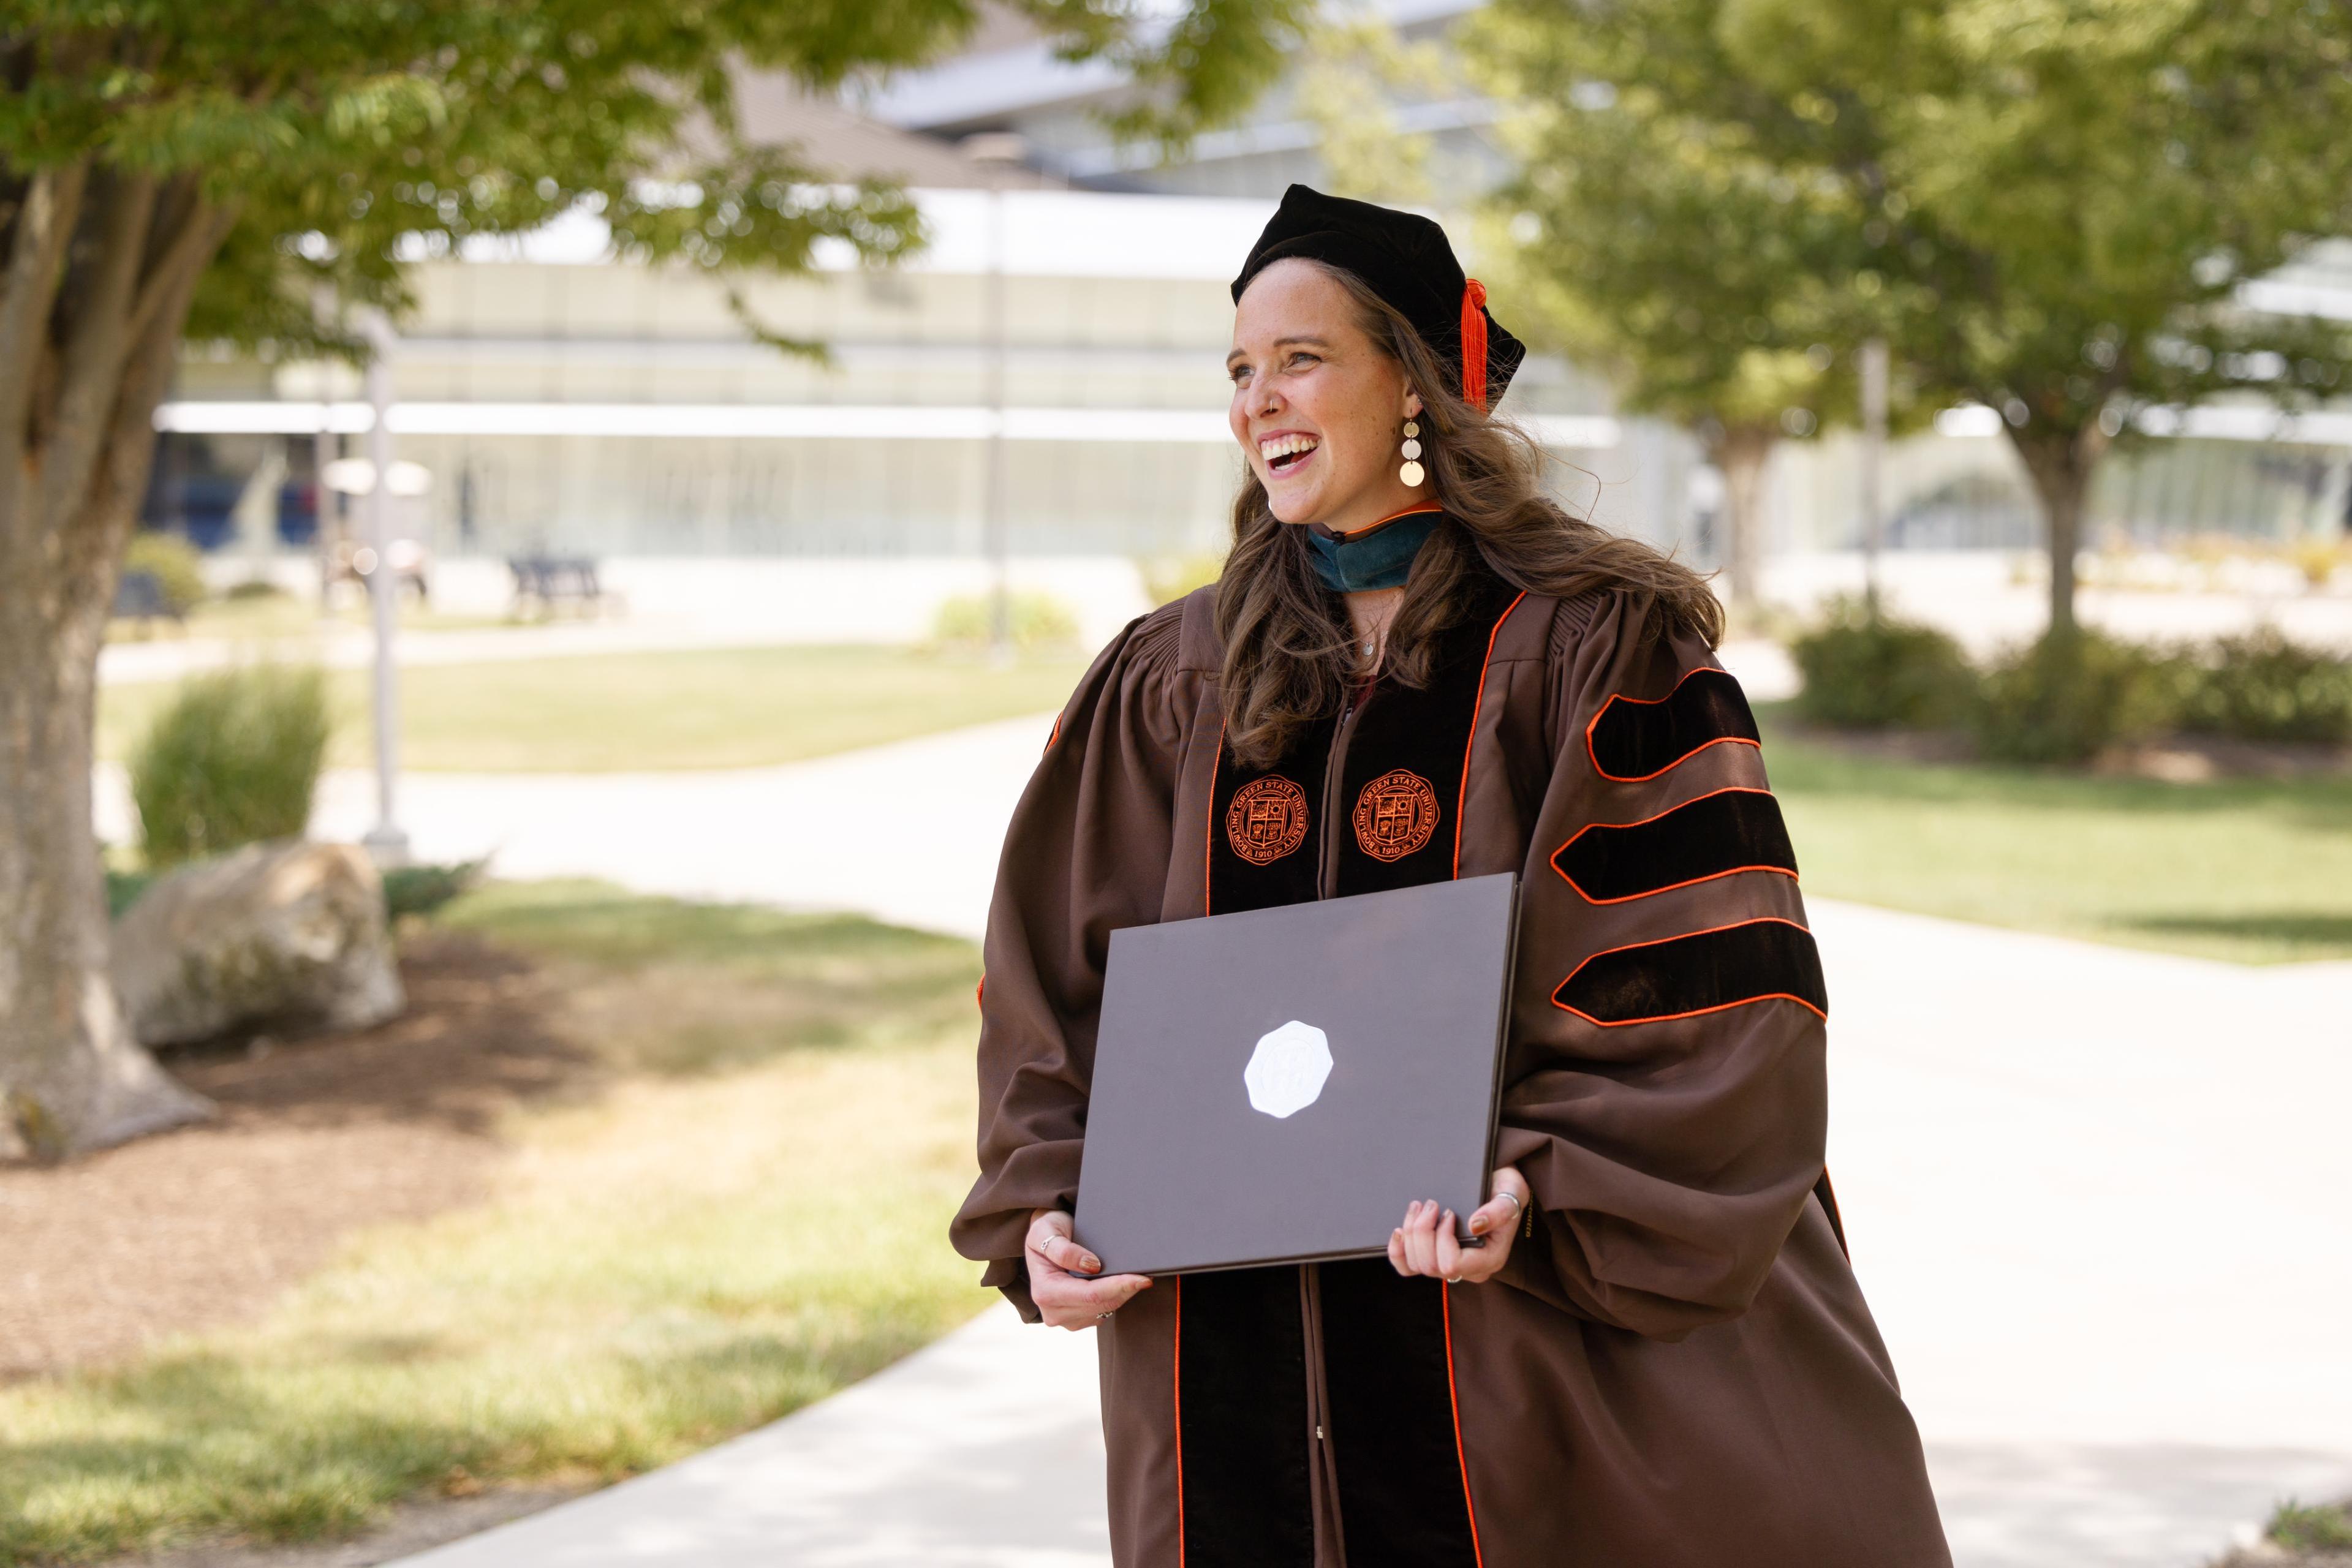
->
[148,0,2352,630]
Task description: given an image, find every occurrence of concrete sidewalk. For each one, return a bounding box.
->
[391,1306,1108,1568]
[93,713,2346,1567]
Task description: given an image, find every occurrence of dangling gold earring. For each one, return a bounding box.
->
[1399,420,1426,488]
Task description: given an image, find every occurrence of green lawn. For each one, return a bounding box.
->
[0,883,986,1566]
[1761,707,2352,964]
[99,645,1087,772]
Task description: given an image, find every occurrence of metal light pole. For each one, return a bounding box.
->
[358,309,409,865]
[1859,337,1889,616]
[312,284,339,617]
[963,133,1027,664]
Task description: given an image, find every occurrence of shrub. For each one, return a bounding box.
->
[2174,627,2352,745]
[1137,551,1227,606]
[120,532,208,617]
[1790,600,1978,729]
[130,665,331,868]
[223,578,290,602]
[932,590,1080,652]
[383,859,488,921]
[1973,630,2178,764]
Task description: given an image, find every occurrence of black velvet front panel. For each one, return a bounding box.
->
[1317,1259,1482,1568]
[1585,666,1760,781]
[1208,716,1334,915]
[1177,1267,1316,1568]
[1333,581,1522,897]
[1552,916,1829,1025]
[1551,786,1798,903]
[1184,568,1521,1566]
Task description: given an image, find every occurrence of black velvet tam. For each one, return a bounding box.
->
[1231,184,1527,410]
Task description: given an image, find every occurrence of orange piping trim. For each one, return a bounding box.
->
[1442,1282,1487,1567]
[1583,666,1760,783]
[1329,500,1446,540]
[1549,916,1828,1027]
[1173,1274,1187,1566]
[1046,713,1062,754]
[975,976,985,1009]
[1549,785,1799,905]
[1556,990,1826,1028]
[1203,718,1227,917]
[1454,590,1527,879]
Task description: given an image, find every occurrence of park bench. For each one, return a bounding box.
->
[507,554,609,618]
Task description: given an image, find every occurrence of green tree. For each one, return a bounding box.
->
[1470,4,1918,612]
[1295,13,1459,208]
[0,0,1307,1159]
[1473,0,2352,636]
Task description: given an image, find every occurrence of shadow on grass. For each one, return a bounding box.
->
[164,932,596,1136]
[2117,911,2352,952]
[434,880,981,1077]
[436,880,974,968]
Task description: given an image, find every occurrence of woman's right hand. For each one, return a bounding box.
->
[1026,1208,1153,1330]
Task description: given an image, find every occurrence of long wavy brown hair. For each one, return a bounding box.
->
[1214,260,1724,767]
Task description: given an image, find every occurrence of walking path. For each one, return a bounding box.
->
[97,616,820,687]
[98,715,2352,1567]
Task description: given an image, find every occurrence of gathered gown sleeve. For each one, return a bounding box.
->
[948,603,1192,1320]
[1492,590,1829,1341]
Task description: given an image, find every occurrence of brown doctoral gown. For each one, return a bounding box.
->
[950,556,1951,1567]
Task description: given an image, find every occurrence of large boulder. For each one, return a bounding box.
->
[112,840,406,1047]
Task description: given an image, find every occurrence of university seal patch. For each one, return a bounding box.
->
[1225,775,1311,865]
[1352,769,1439,862]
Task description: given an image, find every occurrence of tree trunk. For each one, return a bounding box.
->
[1,167,235,1159]
[1709,422,1776,617]
[2008,421,2109,643]
[0,538,211,1159]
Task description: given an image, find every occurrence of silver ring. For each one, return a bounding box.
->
[1098,1312,1114,1321]
[1496,1191,1524,1216]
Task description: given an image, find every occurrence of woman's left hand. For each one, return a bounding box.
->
[1388,1167,1530,1285]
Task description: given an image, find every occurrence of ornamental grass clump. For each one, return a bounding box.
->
[1789,600,1977,731]
[129,665,331,869]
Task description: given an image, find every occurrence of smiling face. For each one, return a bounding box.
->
[1228,259,1426,532]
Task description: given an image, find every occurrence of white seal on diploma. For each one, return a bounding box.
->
[1244,1020,1333,1119]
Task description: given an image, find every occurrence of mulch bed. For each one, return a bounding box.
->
[0,933,594,1380]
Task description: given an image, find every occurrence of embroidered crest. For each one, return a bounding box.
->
[1225,775,1311,865]
[1352,769,1439,861]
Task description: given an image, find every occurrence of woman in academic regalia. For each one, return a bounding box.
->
[949,186,1951,1568]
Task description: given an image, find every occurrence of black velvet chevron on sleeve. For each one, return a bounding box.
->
[1585,668,1760,782]
[1551,787,1798,903]
[1552,918,1827,1026]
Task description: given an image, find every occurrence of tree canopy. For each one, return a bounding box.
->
[0,0,1310,1159]
[1471,0,2352,633]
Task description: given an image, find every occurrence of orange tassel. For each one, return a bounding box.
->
[1461,278,1489,412]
